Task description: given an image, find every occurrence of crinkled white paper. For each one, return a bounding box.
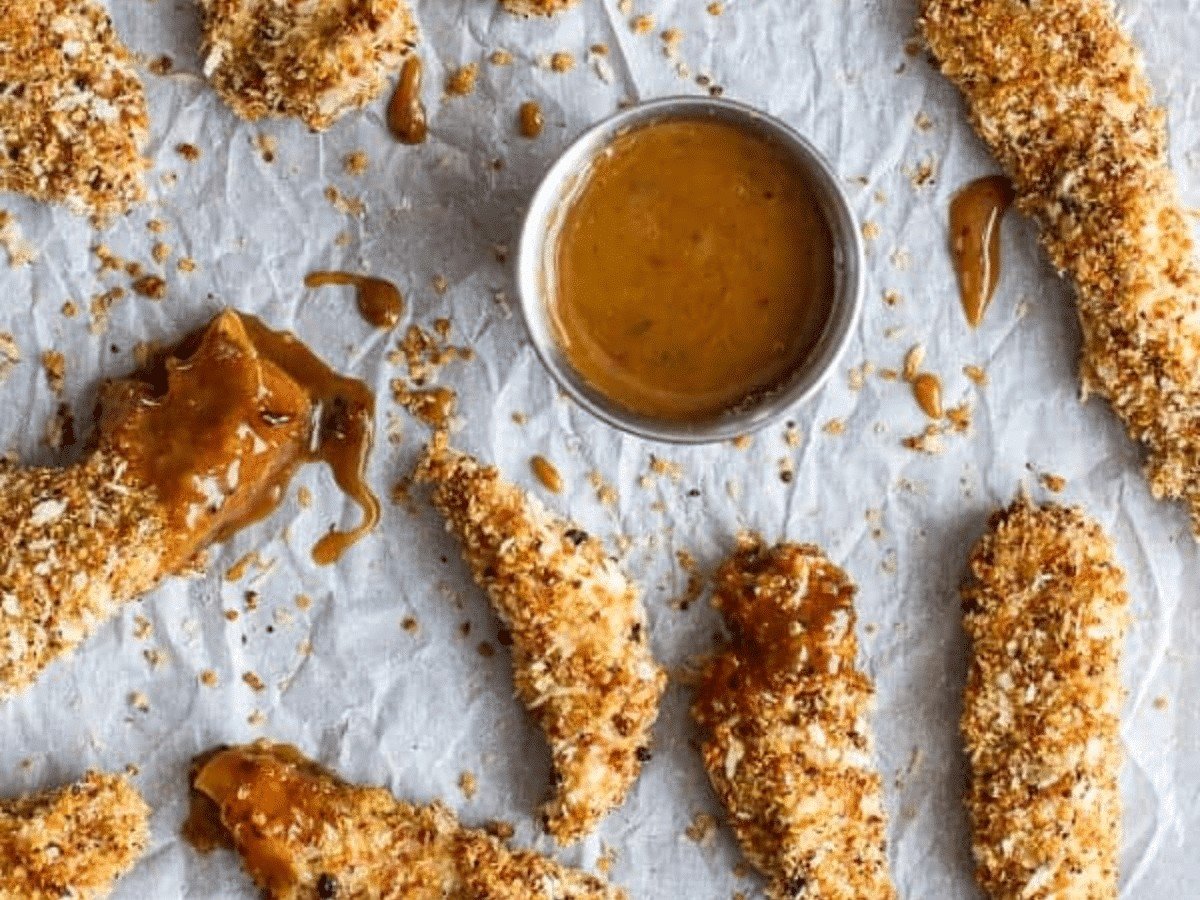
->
[1,1,1198,897]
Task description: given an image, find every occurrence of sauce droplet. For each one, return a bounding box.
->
[388,56,427,145]
[105,310,380,568]
[912,372,943,419]
[305,271,404,329]
[949,175,1015,327]
[530,455,562,493]
[519,101,544,139]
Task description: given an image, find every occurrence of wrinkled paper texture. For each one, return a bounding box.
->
[0,0,1197,897]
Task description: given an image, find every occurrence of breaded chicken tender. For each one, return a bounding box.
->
[199,0,418,131]
[186,741,625,899]
[416,436,666,845]
[0,0,149,222]
[0,771,150,900]
[1,310,375,700]
[922,0,1200,534]
[500,0,580,16]
[692,537,895,900]
[961,498,1128,899]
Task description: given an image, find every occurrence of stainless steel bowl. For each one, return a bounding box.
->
[517,96,863,444]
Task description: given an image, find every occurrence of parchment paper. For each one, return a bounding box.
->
[1,1,1198,897]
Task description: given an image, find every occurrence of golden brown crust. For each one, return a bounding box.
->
[961,499,1127,899]
[416,436,666,845]
[0,0,149,222]
[500,0,580,16]
[692,537,895,900]
[921,0,1200,533]
[0,452,166,701]
[0,771,150,900]
[189,741,625,899]
[199,0,419,131]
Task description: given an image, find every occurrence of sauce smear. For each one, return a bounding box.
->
[949,175,1015,327]
[305,270,404,329]
[103,310,380,568]
[550,117,835,423]
[389,57,427,145]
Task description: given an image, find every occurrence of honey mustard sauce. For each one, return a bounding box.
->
[101,310,380,568]
[549,117,835,423]
[949,175,1015,327]
[389,56,428,145]
[305,271,404,329]
[912,372,943,419]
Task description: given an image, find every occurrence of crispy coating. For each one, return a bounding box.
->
[0,771,150,900]
[0,0,149,223]
[188,741,625,899]
[961,499,1128,899]
[692,537,895,900]
[199,0,418,131]
[500,0,580,16]
[416,437,667,845]
[921,0,1200,534]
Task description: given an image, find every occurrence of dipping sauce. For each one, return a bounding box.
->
[549,117,836,423]
[949,175,1015,327]
[305,270,404,329]
[388,56,427,145]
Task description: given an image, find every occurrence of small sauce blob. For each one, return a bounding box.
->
[305,271,404,329]
[389,56,428,145]
[102,310,380,568]
[549,117,835,423]
[530,455,562,493]
[949,175,1015,327]
[912,372,943,419]
[519,101,544,138]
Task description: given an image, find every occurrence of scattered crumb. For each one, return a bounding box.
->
[343,149,369,176]
[446,63,479,96]
[490,49,514,66]
[131,275,167,300]
[1040,472,1067,493]
[823,418,846,436]
[41,350,65,396]
[242,671,266,693]
[458,771,478,799]
[129,691,149,712]
[685,811,718,846]
[175,143,201,163]
[199,670,219,688]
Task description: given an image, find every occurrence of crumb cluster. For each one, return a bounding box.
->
[961,498,1127,898]
[198,0,419,131]
[922,0,1200,533]
[0,0,150,222]
[500,0,580,17]
[417,436,667,844]
[692,537,895,900]
[0,771,149,899]
[190,741,624,898]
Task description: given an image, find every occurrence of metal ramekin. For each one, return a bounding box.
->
[517,96,863,444]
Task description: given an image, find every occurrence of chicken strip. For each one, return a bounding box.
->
[500,0,580,16]
[921,0,1200,533]
[185,741,625,899]
[961,498,1128,899]
[416,436,666,845]
[0,0,149,222]
[0,771,150,900]
[0,309,378,700]
[691,537,895,900]
[199,0,418,131]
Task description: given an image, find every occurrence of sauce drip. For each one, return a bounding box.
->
[305,271,404,329]
[530,455,562,493]
[912,372,943,419]
[388,57,427,145]
[102,310,379,568]
[184,743,335,893]
[519,101,544,139]
[694,543,853,720]
[949,175,1015,327]
[550,117,835,423]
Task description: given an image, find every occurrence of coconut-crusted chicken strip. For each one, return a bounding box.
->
[199,0,419,131]
[0,0,149,223]
[921,0,1200,534]
[0,771,150,900]
[692,538,895,900]
[416,437,667,845]
[500,0,580,16]
[185,741,625,900]
[1,310,377,700]
[961,499,1127,900]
